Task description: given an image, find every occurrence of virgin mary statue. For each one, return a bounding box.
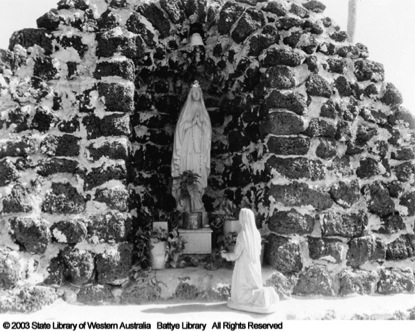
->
[171,81,211,213]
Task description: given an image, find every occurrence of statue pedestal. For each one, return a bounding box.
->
[179,228,212,254]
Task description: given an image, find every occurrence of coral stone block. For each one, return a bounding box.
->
[266,234,302,273]
[10,217,50,254]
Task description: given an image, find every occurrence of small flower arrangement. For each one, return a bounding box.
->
[150,227,168,243]
[218,199,239,220]
[173,170,200,212]
[166,229,186,268]
[217,231,238,252]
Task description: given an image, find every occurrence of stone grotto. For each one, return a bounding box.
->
[0,0,414,311]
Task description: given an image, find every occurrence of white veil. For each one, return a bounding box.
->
[240,208,261,263]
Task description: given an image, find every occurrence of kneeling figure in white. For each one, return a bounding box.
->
[221,208,279,314]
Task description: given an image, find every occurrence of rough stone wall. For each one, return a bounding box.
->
[0,0,415,298]
[0,0,135,289]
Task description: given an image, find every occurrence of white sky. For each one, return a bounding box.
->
[0,0,414,113]
[323,0,415,114]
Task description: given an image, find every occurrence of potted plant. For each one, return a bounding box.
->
[259,224,270,266]
[260,236,267,266]
[128,227,152,283]
[165,229,186,268]
[214,231,238,269]
[173,170,203,229]
[219,231,238,253]
[221,200,241,236]
[149,227,168,269]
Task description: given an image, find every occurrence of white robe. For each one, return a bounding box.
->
[223,209,279,312]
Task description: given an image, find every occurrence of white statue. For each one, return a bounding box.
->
[171,81,211,214]
[221,208,279,314]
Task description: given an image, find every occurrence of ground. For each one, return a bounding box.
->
[1,293,415,331]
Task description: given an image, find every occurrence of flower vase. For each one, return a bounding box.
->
[150,240,167,269]
[182,211,202,229]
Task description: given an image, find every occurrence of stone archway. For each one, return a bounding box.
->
[125,1,414,293]
[127,0,290,227]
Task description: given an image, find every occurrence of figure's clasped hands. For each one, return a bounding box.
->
[220,250,227,259]
[193,115,201,127]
